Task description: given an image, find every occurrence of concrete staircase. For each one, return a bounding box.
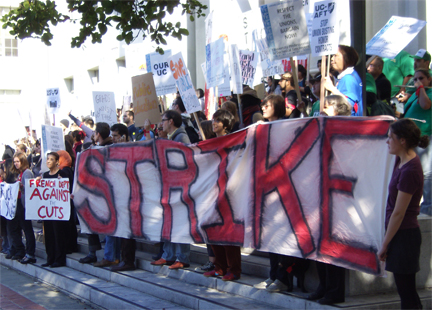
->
[1,219,431,310]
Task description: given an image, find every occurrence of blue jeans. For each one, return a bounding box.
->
[162,242,190,264]
[103,236,121,262]
[417,138,431,215]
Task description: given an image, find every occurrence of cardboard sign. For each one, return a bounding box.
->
[310,0,340,56]
[366,16,426,59]
[229,44,243,94]
[206,37,226,88]
[25,178,70,221]
[41,125,65,174]
[261,0,311,61]
[146,50,177,96]
[93,92,117,127]
[239,50,259,88]
[46,88,61,114]
[73,116,394,276]
[131,72,161,126]
[168,52,201,114]
[0,182,19,220]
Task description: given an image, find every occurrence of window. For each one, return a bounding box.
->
[0,7,18,57]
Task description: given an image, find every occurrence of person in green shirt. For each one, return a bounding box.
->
[403,49,431,99]
[383,50,414,98]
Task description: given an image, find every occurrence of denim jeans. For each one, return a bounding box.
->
[103,236,121,262]
[162,242,190,264]
[417,137,431,215]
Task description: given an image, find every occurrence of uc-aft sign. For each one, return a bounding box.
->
[25,178,71,221]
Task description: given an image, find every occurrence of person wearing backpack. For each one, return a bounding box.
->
[171,97,200,143]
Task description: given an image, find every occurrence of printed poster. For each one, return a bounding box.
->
[310,0,340,57]
[46,88,61,114]
[146,50,177,96]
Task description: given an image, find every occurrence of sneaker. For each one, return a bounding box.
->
[222,272,240,281]
[266,279,288,292]
[203,270,220,277]
[195,261,215,272]
[253,278,274,289]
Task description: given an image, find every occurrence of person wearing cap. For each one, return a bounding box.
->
[59,119,70,135]
[308,73,322,117]
[383,50,415,98]
[367,56,392,103]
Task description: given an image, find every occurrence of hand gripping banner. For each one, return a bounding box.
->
[73,117,394,275]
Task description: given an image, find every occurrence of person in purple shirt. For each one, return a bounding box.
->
[324,45,363,116]
[378,119,429,310]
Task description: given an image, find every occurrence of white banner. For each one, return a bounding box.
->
[310,0,340,57]
[261,0,311,61]
[206,37,226,88]
[0,182,19,220]
[46,88,61,114]
[92,91,117,127]
[25,178,71,221]
[366,16,426,59]
[41,125,65,174]
[146,50,177,96]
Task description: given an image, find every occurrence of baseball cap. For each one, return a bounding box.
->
[412,49,431,62]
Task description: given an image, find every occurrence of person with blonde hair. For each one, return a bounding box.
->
[322,95,353,116]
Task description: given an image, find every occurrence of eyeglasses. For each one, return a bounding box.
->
[161,119,170,122]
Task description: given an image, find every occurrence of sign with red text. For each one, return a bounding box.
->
[167,52,201,114]
[0,182,19,220]
[132,72,161,127]
[73,116,395,276]
[25,178,70,221]
[92,92,117,127]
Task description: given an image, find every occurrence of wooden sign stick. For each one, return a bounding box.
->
[237,94,244,128]
[320,55,326,112]
[290,57,302,106]
[325,55,331,96]
[193,112,206,141]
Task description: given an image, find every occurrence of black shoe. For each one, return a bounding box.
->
[306,291,324,301]
[318,297,344,305]
[50,262,65,268]
[79,255,97,264]
[110,261,136,272]
[19,256,36,264]
[5,254,13,259]
[41,263,51,267]
[11,255,24,261]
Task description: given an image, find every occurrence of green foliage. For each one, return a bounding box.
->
[1,0,207,53]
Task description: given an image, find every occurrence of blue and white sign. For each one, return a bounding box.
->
[206,37,226,88]
[146,50,177,96]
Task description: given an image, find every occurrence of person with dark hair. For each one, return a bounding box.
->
[403,68,431,215]
[221,101,240,132]
[367,56,392,103]
[160,110,190,144]
[378,118,429,310]
[2,145,15,160]
[41,151,70,268]
[64,135,76,169]
[172,97,200,143]
[68,112,94,148]
[261,95,286,121]
[198,120,216,141]
[110,123,129,143]
[123,111,137,141]
[279,72,297,117]
[0,159,16,256]
[72,130,85,154]
[212,110,234,135]
[79,122,113,264]
[8,152,36,263]
[196,88,205,111]
[240,86,264,126]
[297,64,309,97]
[323,45,363,116]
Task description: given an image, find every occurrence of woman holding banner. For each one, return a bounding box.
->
[378,119,429,309]
[323,45,363,117]
[8,152,36,264]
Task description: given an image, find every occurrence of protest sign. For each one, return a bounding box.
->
[239,50,259,88]
[46,88,61,114]
[168,52,201,114]
[92,92,117,127]
[255,35,285,77]
[366,16,426,59]
[219,56,231,97]
[206,37,226,88]
[146,50,177,96]
[25,178,70,221]
[205,11,213,45]
[0,182,19,220]
[123,96,131,111]
[310,0,340,57]
[131,72,161,126]
[261,0,311,61]
[41,125,65,174]
[73,116,395,276]
[229,44,243,94]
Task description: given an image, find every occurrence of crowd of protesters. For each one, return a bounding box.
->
[0,44,430,309]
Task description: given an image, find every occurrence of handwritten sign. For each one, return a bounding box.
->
[254,33,285,77]
[131,72,161,126]
[0,182,19,220]
[168,52,201,114]
[93,92,117,127]
[46,88,61,114]
[310,0,340,57]
[25,178,70,221]
[41,125,65,174]
[261,0,311,61]
[366,16,426,59]
[239,50,259,88]
[206,37,226,88]
[146,50,177,96]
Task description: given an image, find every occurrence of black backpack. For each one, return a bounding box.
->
[370,99,395,117]
[182,119,200,143]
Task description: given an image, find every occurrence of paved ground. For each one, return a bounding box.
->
[0,265,102,310]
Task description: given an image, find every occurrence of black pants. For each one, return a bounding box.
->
[44,220,68,265]
[269,252,289,285]
[394,273,422,309]
[315,262,345,301]
[87,234,102,252]
[7,200,35,257]
[121,238,136,266]
[65,203,78,253]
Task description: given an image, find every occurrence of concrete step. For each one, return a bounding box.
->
[30,238,432,310]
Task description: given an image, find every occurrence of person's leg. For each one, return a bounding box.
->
[104,236,115,261]
[307,261,326,300]
[268,252,279,281]
[225,245,241,277]
[52,220,67,265]
[162,241,175,261]
[43,221,55,265]
[417,140,431,215]
[175,243,190,264]
[394,273,422,309]
[322,264,345,302]
[7,206,25,258]
[211,245,227,275]
[121,238,136,266]
[19,217,36,257]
